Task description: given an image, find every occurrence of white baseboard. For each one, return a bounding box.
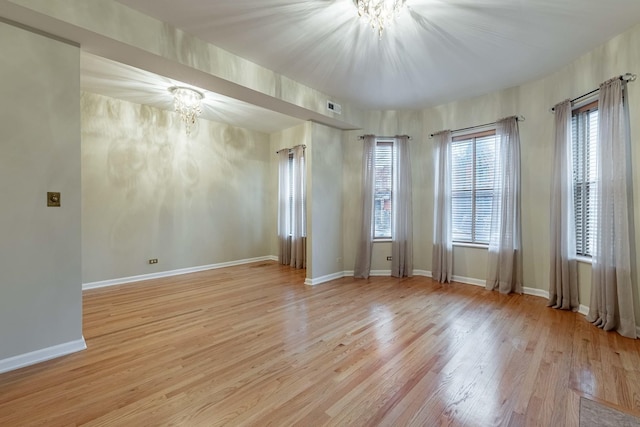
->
[370,269,392,276]
[523,287,549,299]
[83,256,277,290]
[305,268,426,285]
[448,275,550,300]
[451,275,485,287]
[414,270,432,277]
[0,337,86,375]
[325,270,551,303]
[305,271,346,286]
[577,305,640,338]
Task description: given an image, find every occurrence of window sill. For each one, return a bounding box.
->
[576,256,592,264]
[452,242,489,249]
[374,239,392,243]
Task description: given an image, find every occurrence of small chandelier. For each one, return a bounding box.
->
[354,0,406,38]
[169,86,203,135]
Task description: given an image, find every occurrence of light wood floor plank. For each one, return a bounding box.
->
[2,261,640,426]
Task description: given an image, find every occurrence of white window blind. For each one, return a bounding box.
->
[288,154,294,236]
[286,153,306,237]
[451,131,496,244]
[374,141,393,239]
[572,105,598,257]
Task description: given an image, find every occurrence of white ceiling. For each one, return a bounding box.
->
[115,0,640,110]
[80,53,304,133]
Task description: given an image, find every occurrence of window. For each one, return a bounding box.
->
[280,150,306,237]
[287,153,294,235]
[572,102,598,257]
[374,141,393,239]
[451,130,496,244]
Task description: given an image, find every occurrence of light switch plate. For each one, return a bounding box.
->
[47,192,61,207]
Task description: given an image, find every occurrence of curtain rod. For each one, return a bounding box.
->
[428,115,525,138]
[550,73,636,112]
[275,144,306,154]
[358,135,412,140]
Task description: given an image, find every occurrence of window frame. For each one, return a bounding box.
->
[450,129,496,246]
[283,151,306,238]
[571,101,598,258]
[373,139,394,241]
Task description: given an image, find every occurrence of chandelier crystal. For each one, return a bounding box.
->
[169,86,204,135]
[354,0,406,38]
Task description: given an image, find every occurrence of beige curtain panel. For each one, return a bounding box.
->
[548,100,579,311]
[391,135,413,278]
[277,149,291,266]
[486,116,523,294]
[432,130,453,283]
[354,135,376,279]
[587,77,636,338]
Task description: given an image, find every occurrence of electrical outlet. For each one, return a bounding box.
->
[148,259,158,264]
[47,192,61,207]
[386,256,392,261]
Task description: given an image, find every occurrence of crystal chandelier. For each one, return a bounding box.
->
[169,86,204,135]
[354,0,406,38]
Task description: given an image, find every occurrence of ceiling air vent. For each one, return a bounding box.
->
[327,100,342,115]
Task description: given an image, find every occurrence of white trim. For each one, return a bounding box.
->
[305,271,346,286]
[451,275,485,287]
[343,270,392,278]
[0,337,86,374]
[303,269,420,286]
[523,287,549,299]
[267,255,278,261]
[450,275,550,300]
[576,256,593,264]
[578,305,640,338]
[370,270,392,276]
[303,271,640,336]
[452,242,489,249]
[414,270,432,277]
[83,256,276,290]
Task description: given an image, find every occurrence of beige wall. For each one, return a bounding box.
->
[2,1,640,371]
[339,22,640,320]
[420,22,640,314]
[342,110,424,273]
[268,122,311,260]
[82,93,272,283]
[268,121,343,282]
[309,122,344,280]
[0,22,82,360]
[4,0,362,130]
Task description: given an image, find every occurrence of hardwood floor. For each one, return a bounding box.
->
[2,261,640,426]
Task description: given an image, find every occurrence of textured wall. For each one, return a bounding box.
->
[5,0,362,129]
[0,22,82,360]
[81,93,271,283]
